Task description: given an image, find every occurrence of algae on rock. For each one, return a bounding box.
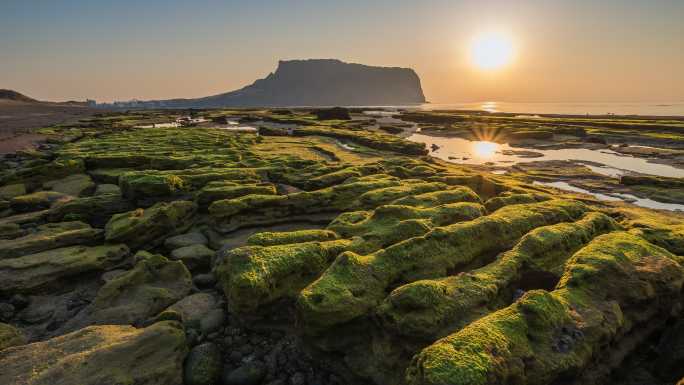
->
[105,200,197,250]
[0,321,187,385]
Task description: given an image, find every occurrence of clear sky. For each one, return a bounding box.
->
[1,0,683,103]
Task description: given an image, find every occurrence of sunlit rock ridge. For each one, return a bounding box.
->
[115,59,426,108]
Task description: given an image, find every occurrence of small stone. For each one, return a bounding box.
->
[240,344,253,355]
[94,184,121,196]
[0,302,15,321]
[100,269,128,283]
[165,232,208,250]
[193,273,217,287]
[9,294,29,310]
[187,328,200,347]
[290,372,306,385]
[229,350,242,362]
[200,308,226,335]
[184,342,223,385]
[223,362,266,385]
[266,380,286,385]
[166,292,217,328]
[170,244,215,271]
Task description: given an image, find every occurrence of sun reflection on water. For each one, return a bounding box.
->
[472,141,498,158]
[481,101,499,113]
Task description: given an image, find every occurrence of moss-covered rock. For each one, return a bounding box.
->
[217,239,352,313]
[48,193,135,227]
[64,252,191,329]
[246,229,339,247]
[43,174,96,197]
[0,322,26,350]
[165,293,218,328]
[0,244,129,294]
[298,199,588,331]
[0,221,103,259]
[209,176,401,232]
[170,244,215,271]
[119,172,185,201]
[104,200,197,250]
[0,183,27,200]
[1,158,85,186]
[196,181,277,208]
[630,224,684,255]
[93,183,121,195]
[0,222,26,240]
[183,342,223,385]
[330,202,486,255]
[0,321,187,385]
[484,192,549,212]
[378,212,618,340]
[10,191,71,213]
[406,232,684,385]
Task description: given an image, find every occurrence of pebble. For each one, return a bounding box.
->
[184,342,223,385]
[9,294,29,309]
[0,302,15,321]
[193,273,217,287]
[223,362,266,385]
[200,308,226,335]
[290,372,306,385]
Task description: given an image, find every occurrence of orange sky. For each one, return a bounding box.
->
[1,0,682,103]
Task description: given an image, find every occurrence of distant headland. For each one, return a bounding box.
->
[101,59,426,108]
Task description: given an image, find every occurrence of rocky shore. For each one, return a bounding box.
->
[1,107,684,385]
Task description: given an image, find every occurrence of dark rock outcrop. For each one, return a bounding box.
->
[128,59,426,108]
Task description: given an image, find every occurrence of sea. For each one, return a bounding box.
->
[361,101,684,117]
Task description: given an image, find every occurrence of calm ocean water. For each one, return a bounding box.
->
[414,101,684,117]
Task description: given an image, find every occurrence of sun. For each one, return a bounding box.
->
[470,33,514,71]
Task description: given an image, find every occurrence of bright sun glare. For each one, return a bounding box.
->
[471,33,514,71]
[472,141,498,158]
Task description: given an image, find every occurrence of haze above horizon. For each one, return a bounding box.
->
[1,0,682,104]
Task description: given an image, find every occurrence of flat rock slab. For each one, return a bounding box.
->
[43,173,95,197]
[94,183,121,196]
[0,321,187,385]
[62,253,192,330]
[0,221,102,259]
[0,244,129,294]
[166,292,218,327]
[165,232,209,250]
[170,244,215,270]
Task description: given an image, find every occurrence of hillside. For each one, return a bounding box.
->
[0,89,39,104]
[114,59,426,108]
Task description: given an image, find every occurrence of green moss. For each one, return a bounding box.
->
[247,229,339,246]
[629,224,684,255]
[391,187,482,208]
[104,200,197,250]
[0,221,103,259]
[0,183,27,200]
[0,322,26,350]
[196,181,276,208]
[484,192,549,213]
[0,244,130,294]
[208,176,402,232]
[217,239,352,313]
[79,252,192,326]
[10,191,70,213]
[378,212,617,339]
[407,232,684,385]
[329,202,486,255]
[48,193,135,227]
[298,199,588,331]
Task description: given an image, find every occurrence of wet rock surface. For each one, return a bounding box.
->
[0,109,683,385]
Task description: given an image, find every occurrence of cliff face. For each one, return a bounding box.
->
[147,59,426,108]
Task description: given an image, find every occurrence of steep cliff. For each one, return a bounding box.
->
[142,59,426,108]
